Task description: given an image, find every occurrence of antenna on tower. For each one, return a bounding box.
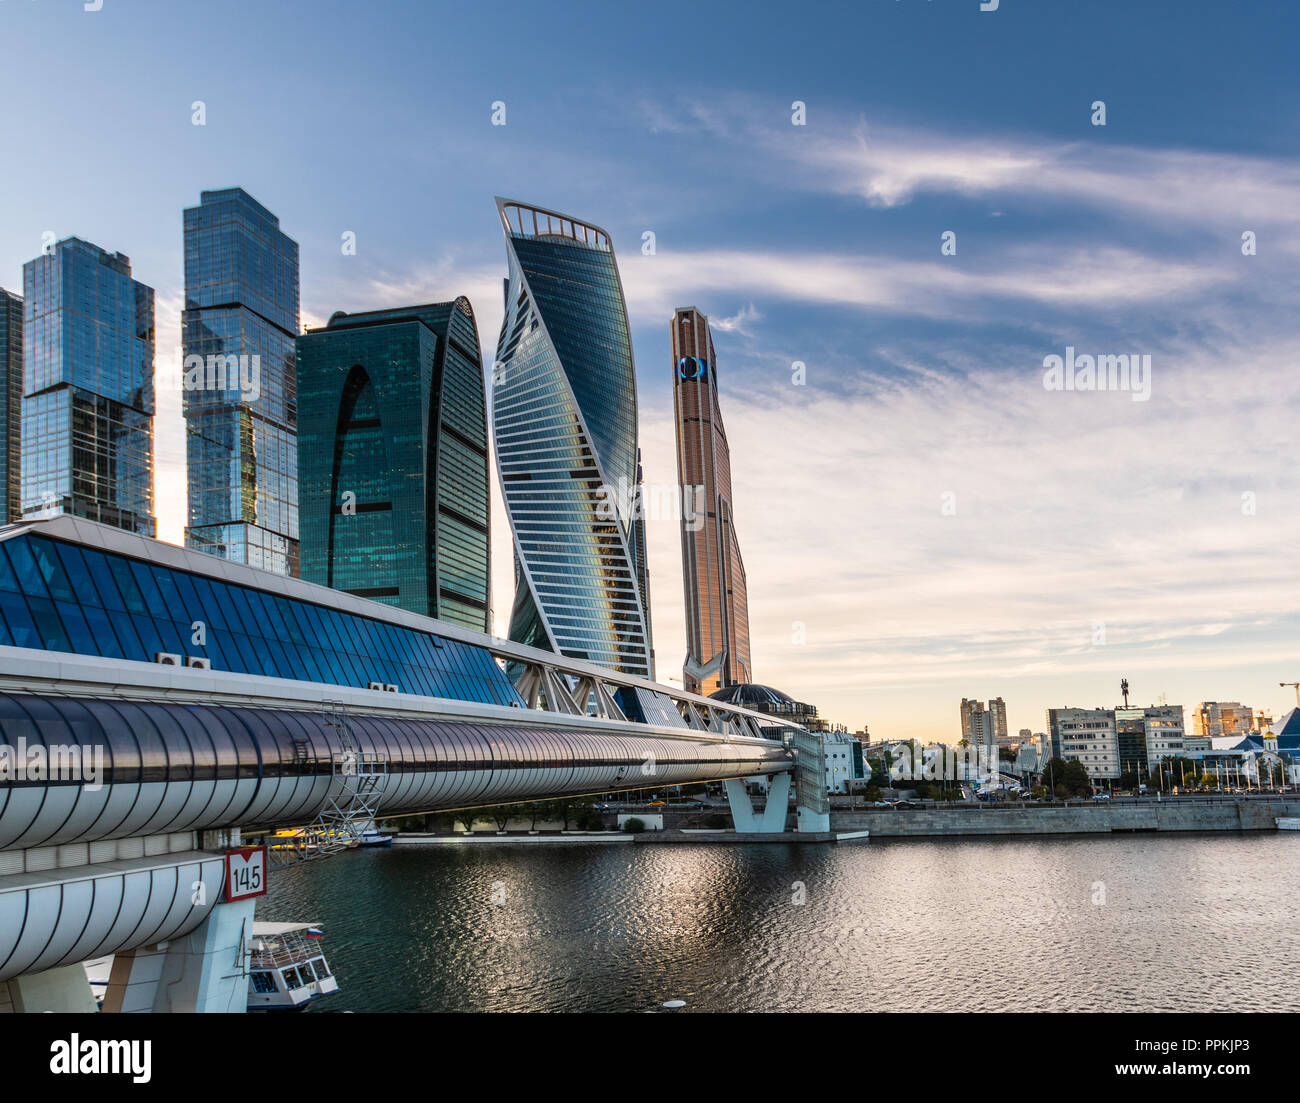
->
[1120,678,1129,709]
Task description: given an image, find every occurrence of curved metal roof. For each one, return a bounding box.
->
[0,692,791,849]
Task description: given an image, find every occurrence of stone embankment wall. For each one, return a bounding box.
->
[831,800,1300,837]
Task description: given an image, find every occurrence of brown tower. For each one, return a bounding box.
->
[672,307,753,695]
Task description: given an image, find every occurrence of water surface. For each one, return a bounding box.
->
[258,835,1300,1012]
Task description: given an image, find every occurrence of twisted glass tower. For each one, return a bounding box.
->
[492,199,654,678]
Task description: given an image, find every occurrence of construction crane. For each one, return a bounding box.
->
[1281,682,1300,707]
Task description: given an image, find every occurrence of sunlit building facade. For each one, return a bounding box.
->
[0,289,20,524]
[492,198,654,677]
[1117,704,1185,771]
[1047,707,1119,780]
[672,307,752,695]
[1192,701,1254,739]
[21,238,155,536]
[296,298,491,631]
[183,188,300,575]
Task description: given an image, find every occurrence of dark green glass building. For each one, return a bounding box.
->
[295,298,490,631]
[0,289,20,525]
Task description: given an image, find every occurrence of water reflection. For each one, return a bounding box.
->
[258,835,1300,1012]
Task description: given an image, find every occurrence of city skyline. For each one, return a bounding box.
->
[0,1,1297,741]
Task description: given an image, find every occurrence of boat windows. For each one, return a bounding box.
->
[251,972,277,995]
[310,958,331,980]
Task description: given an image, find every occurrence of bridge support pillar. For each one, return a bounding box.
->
[1,963,99,1013]
[102,897,256,1013]
[796,805,831,833]
[725,772,791,833]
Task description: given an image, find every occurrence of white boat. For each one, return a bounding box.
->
[248,922,339,1011]
[84,955,112,1008]
[1277,817,1300,831]
[82,929,339,1012]
[358,829,393,846]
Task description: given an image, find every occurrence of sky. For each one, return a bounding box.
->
[1,0,1298,742]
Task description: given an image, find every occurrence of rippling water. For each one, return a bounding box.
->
[258,835,1300,1012]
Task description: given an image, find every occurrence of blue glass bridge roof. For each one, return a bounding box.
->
[0,526,522,708]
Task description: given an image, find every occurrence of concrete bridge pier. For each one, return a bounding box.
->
[724,773,791,832]
[724,751,833,835]
[103,897,257,1014]
[0,963,98,1013]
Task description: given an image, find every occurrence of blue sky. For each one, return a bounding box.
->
[2,0,1299,740]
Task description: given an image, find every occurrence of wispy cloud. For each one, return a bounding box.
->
[711,302,762,335]
[794,124,1300,229]
[639,333,1300,737]
[641,95,1300,231]
[619,244,1232,325]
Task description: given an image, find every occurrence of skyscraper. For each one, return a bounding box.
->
[183,188,300,575]
[491,198,654,678]
[296,298,491,631]
[672,306,753,695]
[0,288,21,524]
[21,238,155,535]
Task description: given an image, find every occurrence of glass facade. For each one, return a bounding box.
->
[0,529,516,706]
[296,298,491,631]
[492,199,654,678]
[0,289,20,524]
[20,239,155,536]
[183,188,300,575]
[673,308,753,694]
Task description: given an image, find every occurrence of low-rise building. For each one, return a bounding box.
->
[822,729,864,793]
[1047,708,1120,780]
[1192,701,1255,740]
[1014,741,1042,774]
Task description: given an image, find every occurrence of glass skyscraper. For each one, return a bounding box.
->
[183,188,300,575]
[492,198,654,678]
[0,288,21,525]
[296,298,491,631]
[21,238,155,536]
[672,307,752,694]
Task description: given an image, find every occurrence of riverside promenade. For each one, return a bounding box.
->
[831,797,1300,837]
[386,798,1300,845]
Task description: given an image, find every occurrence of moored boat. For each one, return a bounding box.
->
[248,923,338,1010]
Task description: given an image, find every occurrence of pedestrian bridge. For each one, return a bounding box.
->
[0,517,811,1010]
